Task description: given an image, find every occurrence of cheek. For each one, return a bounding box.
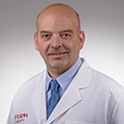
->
[71,39,81,50]
[63,39,79,52]
[38,41,50,53]
[63,41,72,51]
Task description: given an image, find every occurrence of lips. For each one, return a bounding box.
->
[48,52,68,58]
[49,52,66,55]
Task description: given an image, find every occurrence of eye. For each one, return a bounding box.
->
[41,33,52,41]
[60,33,72,40]
[63,34,69,37]
[44,34,49,38]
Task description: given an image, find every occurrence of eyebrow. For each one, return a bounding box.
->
[40,30,73,34]
[40,31,51,34]
[60,30,73,33]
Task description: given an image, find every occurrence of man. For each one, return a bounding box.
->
[7,3,124,124]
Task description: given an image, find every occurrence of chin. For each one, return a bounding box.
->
[49,61,68,69]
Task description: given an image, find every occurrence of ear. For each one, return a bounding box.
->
[34,32,39,51]
[79,31,85,49]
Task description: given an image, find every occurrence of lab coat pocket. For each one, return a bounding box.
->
[65,121,95,124]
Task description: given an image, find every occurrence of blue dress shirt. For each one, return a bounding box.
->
[46,58,82,101]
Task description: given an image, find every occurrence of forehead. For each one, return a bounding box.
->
[37,6,79,32]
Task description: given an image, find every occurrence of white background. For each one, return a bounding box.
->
[0,0,124,123]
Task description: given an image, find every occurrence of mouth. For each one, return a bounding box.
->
[48,52,68,58]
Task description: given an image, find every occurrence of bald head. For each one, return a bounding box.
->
[36,3,81,32]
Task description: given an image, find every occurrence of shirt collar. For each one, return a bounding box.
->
[46,58,82,92]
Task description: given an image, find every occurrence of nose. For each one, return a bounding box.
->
[51,36,62,49]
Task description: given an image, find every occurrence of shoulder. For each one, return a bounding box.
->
[92,69,123,91]
[14,70,46,99]
[88,66,124,103]
[78,59,124,96]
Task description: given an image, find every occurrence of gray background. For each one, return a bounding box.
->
[0,0,124,123]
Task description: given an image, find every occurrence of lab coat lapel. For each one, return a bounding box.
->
[47,82,82,124]
[31,71,47,123]
[47,60,92,124]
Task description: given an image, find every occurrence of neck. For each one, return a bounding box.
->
[47,66,69,79]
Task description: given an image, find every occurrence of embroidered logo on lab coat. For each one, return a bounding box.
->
[14,113,29,123]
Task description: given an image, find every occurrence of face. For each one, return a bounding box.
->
[34,8,85,75]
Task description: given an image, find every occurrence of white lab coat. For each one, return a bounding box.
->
[7,59,124,124]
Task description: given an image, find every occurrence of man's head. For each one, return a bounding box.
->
[36,3,81,32]
[34,3,85,78]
